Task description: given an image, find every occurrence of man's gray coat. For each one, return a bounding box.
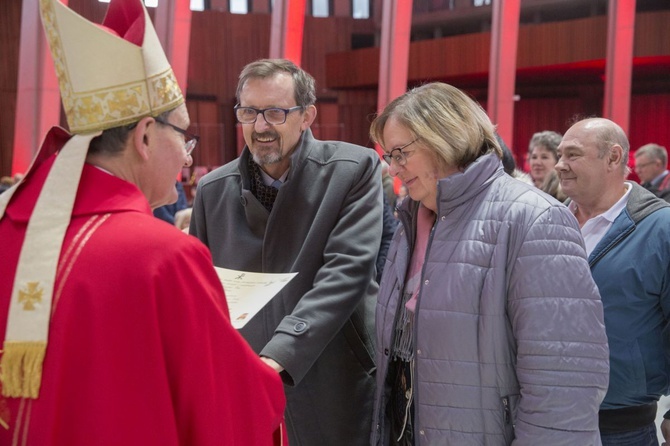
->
[191,129,383,446]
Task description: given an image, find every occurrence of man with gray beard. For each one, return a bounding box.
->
[190,59,383,446]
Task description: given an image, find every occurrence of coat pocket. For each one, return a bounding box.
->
[502,394,520,443]
[343,319,376,375]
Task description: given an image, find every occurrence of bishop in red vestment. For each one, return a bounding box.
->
[0,0,288,444]
[0,130,287,445]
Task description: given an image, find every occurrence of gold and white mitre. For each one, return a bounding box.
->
[41,0,184,132]
[0,0,184,399]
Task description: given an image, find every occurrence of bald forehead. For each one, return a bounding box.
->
[559,121,595,152]
[561,118,622,147]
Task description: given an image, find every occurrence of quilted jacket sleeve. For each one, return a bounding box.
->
[507,203,609,445]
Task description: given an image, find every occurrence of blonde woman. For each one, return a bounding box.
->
[370,83,609,446]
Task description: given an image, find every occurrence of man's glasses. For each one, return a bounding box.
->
[382,139,419,166]
[155,117,199,155]
[634,161,656,171]
[234,105,304,125]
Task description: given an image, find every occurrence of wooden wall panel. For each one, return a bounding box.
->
[326,48,379,88]
[634,12,670,56]
[186,100,223,168]
[517,16,608,68]
[336,89,378,148]
[188,12,271,101]
[312,102,341,141]
[0,0,22,176]
[327,11,669,90]
[333,0,351,17]
[251,0,271,14]
[302,16,374,98]
[410,32,491,79]
[629,93,670,153]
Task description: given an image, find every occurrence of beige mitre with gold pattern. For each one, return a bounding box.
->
[0,0,184,399]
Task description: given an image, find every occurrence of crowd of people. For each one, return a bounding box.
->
[0,0,668,445]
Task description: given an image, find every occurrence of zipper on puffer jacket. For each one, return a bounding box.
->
[502,396,511,424]
[501,395,517,444]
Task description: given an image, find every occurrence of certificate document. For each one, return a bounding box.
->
[214,267,298,329]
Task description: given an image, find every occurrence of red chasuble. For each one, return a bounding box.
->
[0,129,287,445]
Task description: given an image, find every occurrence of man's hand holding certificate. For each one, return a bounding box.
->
[214,267,297,329]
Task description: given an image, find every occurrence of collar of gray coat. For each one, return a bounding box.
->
[435,152,504,211]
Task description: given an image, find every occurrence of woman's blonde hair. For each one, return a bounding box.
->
[370,83,502,171]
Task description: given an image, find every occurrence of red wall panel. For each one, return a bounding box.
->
[629,93,670,161]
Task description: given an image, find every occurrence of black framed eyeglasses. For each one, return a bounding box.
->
[155,117,199,155]
[234,105,304,125]
[634,161,656,171]
[382,139,419,166]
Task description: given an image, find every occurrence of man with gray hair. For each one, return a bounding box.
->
[556,117,670,445]
[634,143,670,202]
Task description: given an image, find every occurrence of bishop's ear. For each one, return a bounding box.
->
[131,116,156,161]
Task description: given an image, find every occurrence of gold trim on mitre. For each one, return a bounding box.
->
[39,0,184,134]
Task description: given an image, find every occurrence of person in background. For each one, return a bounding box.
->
[378,160,400,276]
[634,143,670,202]
[0,176,13,194]
[377,193,399,283]
[382,160,398,206]
[395,184,408,208]
[174,207,193,232]
[190,58,382,446]
[497,133,533,184]
[556,118,670,446]
[528,130,562,188]
[0,1,286,444]
[499,135,517,175]
[540,169,567,201]
[370,82,609,445]
[153,180,188,224]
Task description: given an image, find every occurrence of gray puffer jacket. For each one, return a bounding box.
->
[371,153,610,445]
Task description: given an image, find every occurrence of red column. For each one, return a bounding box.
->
[154,0,192,91]
[603,0,636,134]
[11,0,65,176]
[487,0,520,150]
[270,0,306,65]
[376,0,413,157]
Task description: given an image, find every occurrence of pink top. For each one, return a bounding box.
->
[405,204,436,313]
